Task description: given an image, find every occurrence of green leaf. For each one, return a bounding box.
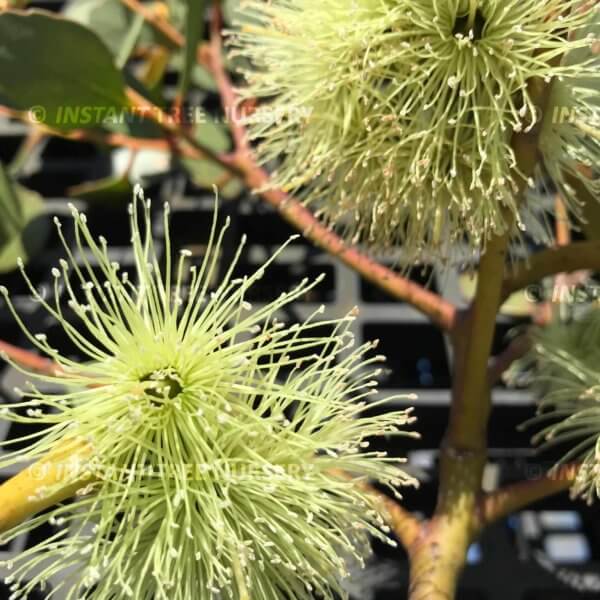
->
[63,0,131,56]
[0,10,129,129]
[182,158,243,199]
[116,12,146,69]
[195,117,232,154]
[170,54,218,92]
[0,164,50,273]
[182,116,240,196]
[178,0,206,100]
[67,0,178,52]
[67,175,133,206]
[191,64,218,92]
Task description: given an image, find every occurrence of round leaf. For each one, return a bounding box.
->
[195,118,232,153]
[183,158,243,199]
[63,0,131,56]
[0,183,50,273]
[0,10,129,129]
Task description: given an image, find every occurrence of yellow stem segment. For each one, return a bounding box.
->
[0,440,93,535]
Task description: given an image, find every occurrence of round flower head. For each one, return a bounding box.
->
[0,187,417,600]
[540,11,600,208]
[526,309,600,504]
[231,0,599,261]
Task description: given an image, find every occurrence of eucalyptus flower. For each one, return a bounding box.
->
[540,13,600,207]
[231,0,599,260]
[526,309,600,504]
[0,187,417,600]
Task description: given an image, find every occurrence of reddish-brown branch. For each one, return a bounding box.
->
[229,155,457,329]
[209,5,248,153]
[0,339,60,376]
[333,469,422,550]
[554,195,571,247]
[477,464,578,528]
[362,483,421,550]
[503,169,600,301]
[376,493,422,550]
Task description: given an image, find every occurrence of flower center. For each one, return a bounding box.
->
[141,368,183,403]
[453,8,486,41]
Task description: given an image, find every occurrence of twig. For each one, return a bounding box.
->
[119,0,184,47]
[554,195,571,247]
[543,194,575,322]
[487,334,531,386]
[502,240,600,300]
[0,339,60,376]
[333,468,422,551]
[119,0,213,69]
[477,464,577,528]
[232,155,457,329]
[209,5,248,152]
[370,489,422,550]
[0,105,202,159]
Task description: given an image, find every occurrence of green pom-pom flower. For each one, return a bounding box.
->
[0,187,417,600]
[231,0,599,260]
[526,309,600,504]
[540,13,600,207]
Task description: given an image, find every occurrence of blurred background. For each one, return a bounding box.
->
[0,1,600,598]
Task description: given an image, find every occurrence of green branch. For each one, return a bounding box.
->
[408,71,557,599]
[503,240,600,299]
[477,465,577,528]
